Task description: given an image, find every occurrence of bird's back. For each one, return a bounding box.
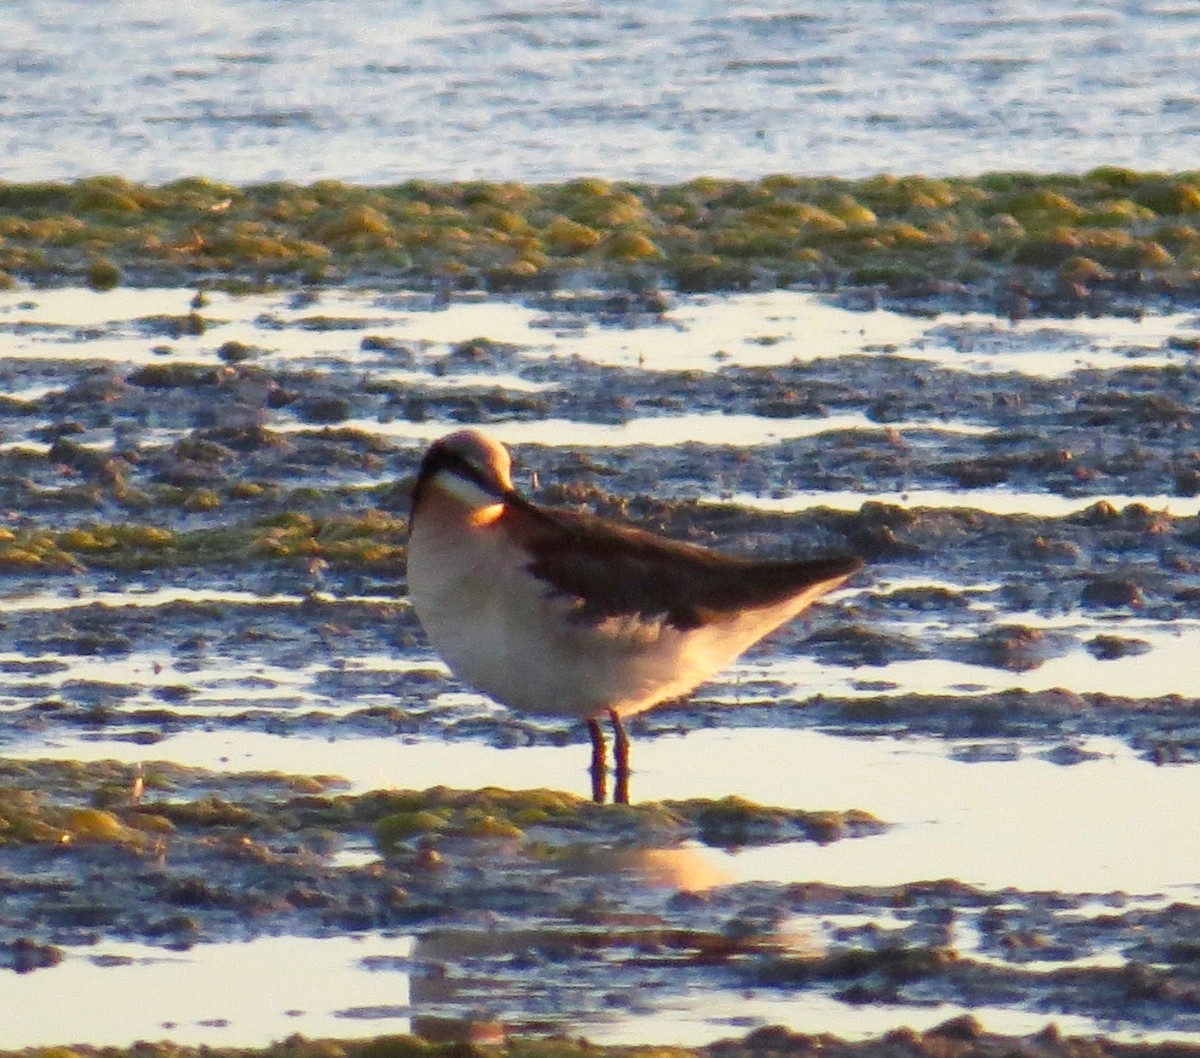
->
[507,497,862,631]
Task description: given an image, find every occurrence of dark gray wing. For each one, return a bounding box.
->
[506,499,861,630]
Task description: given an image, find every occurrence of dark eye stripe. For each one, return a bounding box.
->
[423,446,506,499]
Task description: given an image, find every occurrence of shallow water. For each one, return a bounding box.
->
[0,934,416,1049]
[8,721,1200,1047]
[0,926,1165,1050]
[2,1,1199,183]
[728,488,1200,518]
[280,411,992,449]
[3,285,1200,1046]
[20,726,1200,895]
[4,287,1198,377]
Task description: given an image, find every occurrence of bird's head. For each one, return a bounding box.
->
[411,430,515,526]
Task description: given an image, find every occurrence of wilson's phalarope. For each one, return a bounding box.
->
[407,429,861,803]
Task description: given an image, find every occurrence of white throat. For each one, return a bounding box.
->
[434,468,506,521]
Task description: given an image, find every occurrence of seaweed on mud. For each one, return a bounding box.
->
[0,511,409,574]
[665,796,884,847]
[357,787,886,852]
[2,173,1200,311]
[0,759,885,951]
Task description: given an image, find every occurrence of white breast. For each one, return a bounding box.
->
[407,514,730,720]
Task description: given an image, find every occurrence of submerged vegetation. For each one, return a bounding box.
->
[0,760,885,854]
[0,510,410,574]
[1,170,1199,302]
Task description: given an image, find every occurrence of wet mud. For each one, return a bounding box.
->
[2,284,1200,1045]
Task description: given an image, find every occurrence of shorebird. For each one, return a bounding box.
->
[406,429,862,803]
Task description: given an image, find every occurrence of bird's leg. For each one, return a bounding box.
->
[610,708,631,805]
[587,716,607,804]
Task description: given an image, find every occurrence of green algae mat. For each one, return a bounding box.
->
[1,171,1198,308]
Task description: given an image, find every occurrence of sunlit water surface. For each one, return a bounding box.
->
[2,1,1199,183]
